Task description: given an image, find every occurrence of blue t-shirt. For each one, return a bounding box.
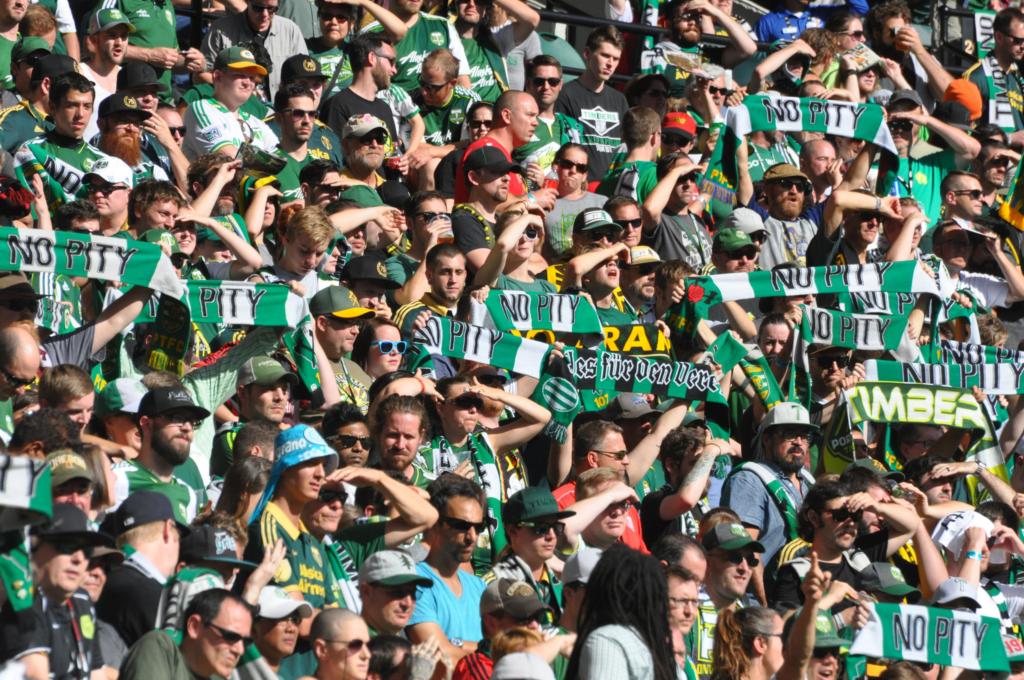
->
[720,462,809,563]
[408,562,486,643]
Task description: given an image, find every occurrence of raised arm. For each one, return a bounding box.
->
[658,438,725,520]
[889,109,980,159]
[560,481,638,550]
[182,214,264,277]
[495,0,540,44]
[348,0,408,41]
[625,399,691,484]
[735,135,755,207]
[641,158,700,231]
[564,242,630,287]
[91,286,154,354]
[327,466,438,546]
[694,0,756,66]
[823,190,902,237]
[473,213,541,287]
[472,378,552,454]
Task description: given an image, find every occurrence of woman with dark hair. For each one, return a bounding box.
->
[215,456,273,524]
[565,544,678,680]
[352,317,407,381]
[625,74,671,118]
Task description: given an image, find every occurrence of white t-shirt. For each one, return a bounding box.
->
[79,63,117,143]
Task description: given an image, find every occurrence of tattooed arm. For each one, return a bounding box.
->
[657,440,726,520]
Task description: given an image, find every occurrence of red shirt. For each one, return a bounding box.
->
[553,480,650,554]
[453,136,527,204]
[453,651,493,680]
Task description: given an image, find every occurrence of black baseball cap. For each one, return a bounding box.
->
[464,146,524,176]
[340,253,400,289]
[701,522,766,553]
[31,54,79,85]
[137,387,211,422]
[502,487,575,524]
[33,504,114,547]
[378,179,411,209]
[280,54,327,84]
[180,525,258,569]
[117,60,170,93]
[98,92,152,120]
[104,490,191,536]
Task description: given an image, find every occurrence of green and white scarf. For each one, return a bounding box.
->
[532,354,582,444]
[705,332,785,411]
[136,280,307,327]
[865,360,1024,395]
[485,290,603,335]
[700,95,897,205]
[930,338,1024,365]
[414,316,552,379]
[849,603,1008,672]
[0,227,182,297]
[0,456,51,611]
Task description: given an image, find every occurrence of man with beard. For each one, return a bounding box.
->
[339,114,389,189]
[83,155,134,235]
[687,522,764,680]
[324,34,400,146]
[358,551,434,637]
[806,189,903,267]
[642,154,712,272]
[211,356,297,477]
[273,82,318,203]
[772,479,919,616]
[116,62,180,180]
[0,0,27,91]
[964,8,1024,137]
[451,146,521,270]
[972,141,1019,212]
[654,0,756,73]
[394,243,467,336]
[620,246,661,323]
[311,285,375,414]
[722,402,817,567]
[452,0,539,103]
[110,387,211,524]
[81,9,133,140]
[96,92,171,182]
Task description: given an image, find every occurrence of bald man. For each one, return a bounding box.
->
[799,138,838,203]
[304,609,372,680]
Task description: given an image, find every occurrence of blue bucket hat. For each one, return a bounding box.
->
[248,425,339,524]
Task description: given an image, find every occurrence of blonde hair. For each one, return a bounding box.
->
[284,205,334,248]
[39,364,94,405]
[116,521,167,550]
[491,626,544,662]
[576,467,621,500]
[711,606,779,680]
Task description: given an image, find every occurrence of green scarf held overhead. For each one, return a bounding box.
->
[700,95,898,205]
[704,331,785,409]
[0,456,51,612]
[929,338,1024,365]
[532,353,581,444]
[865,359,1024,395]
[414,316,552,379]
[485,290,603,335]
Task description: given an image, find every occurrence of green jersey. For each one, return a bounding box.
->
[181,83,269,120]
[0,101,50,155]
[415,86,479,147]
[111,459,200,525]
[265,116,345,169]
[597,160,659,204]
[307,42,351,98]
[461,36,505,103]
[14,132,109,207]
[105,0,179,95]
[512,113,584,176]
[323,522,387,608]
[211,421,243,479]
[33,272,82,335]
[596,302,638,328]
[275,153,311,202]
[364,13,468,94]
[0,35,15,92]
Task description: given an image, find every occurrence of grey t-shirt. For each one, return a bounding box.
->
[41,325,98,370]
[503,29,542,91]
[747,199,824,271]
[647,213,712,272]
[545,192,606,256]
[721,462,810,562]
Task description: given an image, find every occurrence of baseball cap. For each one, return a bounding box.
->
[309,285,375,319]
[33,504,114,546]
[720,207,766,239]
[481,578,550,619]
[932,101,973,132]
[929,577,982,609]
[342,113,389,140]
[561,546,602,586]
[701,522,766,553]
[762,163,810,184]
[83,156,135,189]
[358,550,433,587]
[888,89,924,109]
[502,487,575,525]
[849,457,904,482]
[137,387,211,422]
[0,272,43,300]
[340,253,400,289]
[215,46,268,76]
[98,92,151,120]
[280,54,326,84]
[783,609,848,649]
[757,401,819,438]
[663,111,697,140]
[573,207,621,234]
[464,146,525,176]
[96,378,147,418]
[180,525,258,569]
[46,450,95,487]
[626,245,661,266]
[117,60,169,93]
[860,562,920,602]
[11,37,50,64]
[605,392,658,421]
[238,356,299,388]
[258,585,314,619]
[492,653,556,680]
[105,490,190,535]
[339,184,383,208]
[713,227,754,253]
[88,7,136,35]
[378,180,411,210]
[274,424,339,473]
[31,54,79,85]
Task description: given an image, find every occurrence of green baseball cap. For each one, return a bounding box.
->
[214,45,268,77]
[11,36,50,64]
[339,185,383,208]
[195,227,224,244]
[140,229,181,254]
[502,487,576,525]
[712,227,754,253]
[309,285,375,320]
[701,522,766,553]
[860,562,920,602]
[88,8,136,35]
[783,609,849,649]
[96,378,147,418]
[238,356,298,388]
[46,450,95,486]
[573,207,621,234]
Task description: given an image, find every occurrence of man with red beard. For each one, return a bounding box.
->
[96,92,169,182]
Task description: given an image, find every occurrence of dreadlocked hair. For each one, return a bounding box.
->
[564,544,676,680]
[711,606,779,680]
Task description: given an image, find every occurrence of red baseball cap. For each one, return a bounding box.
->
[662,112,697,140]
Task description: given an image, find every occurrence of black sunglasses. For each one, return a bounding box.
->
[1000,30,1024,46]
[169,126,186,136]
[517,521,564,536]
[452,394,484,410]
[442,516,488,533]
[47,538,94,558]
[419,79,450,92]
[205,621,253,646]
[771,178,809,193]
[330,434,372,449]
[721,551,759,566]
[726,246,758,261]
[826,507,863,523]
[815,354,851,368]
[557,159,588,173]
[318,488,347,504]
[415,211,451,223]
[616,218,643,230]
[359,130,388,146]
[586,227,621,242]
[532,76,561,88]
[953,189,984,200]
[468,118,492,129]
[708,85,733,96]
[250,3,278,12]
[1,367,35,389]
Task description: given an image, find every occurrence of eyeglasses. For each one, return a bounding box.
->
[674,11,702,22]
[414,211,451,223]
[442,516,488,533]
[532,76,561,88]
[158,412,200,427]
[250,3,278,13]
[889,120,913,132]
[720,550,759,567]
[517,521,564,536]
[318,488,346,504]
[468,118,492,129]
[371,340,408,355]
[284,108,317,120]
[169,126,186,137]
[381,585,418,600]
[815,354,851,368]
[825,507,863,524]
[86,182,128,195]
[594,448,628,460]
[605,500,635,514]
[47,538,94,558]
[668,596,700,608]
[586,227,621,242]
[771,178,809,193]
[323,638,369,653]
[988,155,1012,167]
[557,159,588,173]
[953,189,984,200]
[419,79,450,92]
[676,172,699,185]
[726,246,758,261]
[839,29,866,39]
[205,621,253,646]
[523,226,539,241]
[776,426,813,442]
[616,218,642,230]
[329,434,372,449]
[1000,30,1024,46]
[0,298,38,314]
[0,367,35,389]
[359,130,388,146]
[373,52,397,66]
[319,9,351,20]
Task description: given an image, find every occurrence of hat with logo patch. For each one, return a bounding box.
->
[712,227,754,253]
[762,163,810,184]
[340,253,401,289]
[237,355,299,388]
[281,54,326,83]
[215,45,269,77]
[258,585,314,619]
[98,92,151,121]
[88,7,136,35]
[117,60,170,93]
[463,145,525,176]
[720,207,767,239]
[11,36,50,64]
[481,578,551,619]
[139,229,181,254]
[96,378,147,418]
[929,576,982,609]
[83,156,135,190]
[31,54,80,85]
[625,245,661,266]
[573,207,621,234]
[502,487,575,525]
[341,113,389,140]
[46,450,95,486]
[860,562,920,601]
[102,490,191,536]
[180,524,258,569]
[137,386,211,422]
[605,392,658,421]
[310,284,376,319]
[359,549,433,587]
[701,522,766,553]
[757,401,819,438]
[249,425,340,522]
[783,609,848,649]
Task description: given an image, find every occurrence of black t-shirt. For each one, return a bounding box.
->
[96,562,163,648]
[640,484,677,547]
[324,88,399,144]
[554,79,629,182]
[0,590,104,679]
[451,207,494,260]
[434,147,461,198]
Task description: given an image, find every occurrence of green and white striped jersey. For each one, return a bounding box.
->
[182,97,279,160]
[418,86,479,147]
[14,133,110,207]
[111,459,201,525]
